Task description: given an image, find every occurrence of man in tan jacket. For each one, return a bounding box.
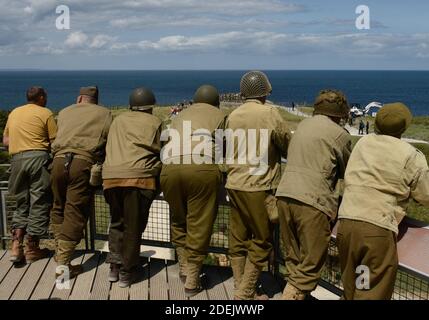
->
[337,103,429,300]
[160,85,226,297]
[276,90,352,300]
[51,86,112,278]
[103,87,162,288]
[226,71,291,300]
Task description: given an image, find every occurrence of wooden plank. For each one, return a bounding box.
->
[11,257,50,300]
[50,253,85,300]
[166,262,186,300]
[0,251,13,284]
[148,259,168,300]
[129,261,149,300]
[30,258,57,300]
[204,266,228,300]
[0,263,30,300]
[218,267,235,300]
[110,282,129,300]
[89,253,111,300]
[69,252,99,300]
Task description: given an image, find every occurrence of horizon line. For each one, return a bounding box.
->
[1,69,429,72]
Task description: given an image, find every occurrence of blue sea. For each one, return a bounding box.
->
[0,70,428,115]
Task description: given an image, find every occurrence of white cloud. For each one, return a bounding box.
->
[64,31,89,48]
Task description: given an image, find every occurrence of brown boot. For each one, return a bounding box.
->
[176,247,188,284]
[230,256,246,290]
[234,258,261,300]
[10,229,26,263]
[281,283,306,300]
[184,262,203,298]
[24,235,50,263]
[55,239,83,280]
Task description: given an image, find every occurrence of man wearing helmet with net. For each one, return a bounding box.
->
[225,71,291,300]
[276,90,352,300]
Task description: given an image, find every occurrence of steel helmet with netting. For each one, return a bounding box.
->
[240,71,273,99]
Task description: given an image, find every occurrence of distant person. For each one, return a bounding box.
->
[366,121,370,135]
[276,90,351,300]
[103,88,162,288]
[161,85,226,297]
[51,86,112,279]
[359,120,365,135]
[337,103,429,300]
[3,86,57,264]
[292,102,295,111]
[226,71,291,300]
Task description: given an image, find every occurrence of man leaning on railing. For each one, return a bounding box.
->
[3,86,57,264]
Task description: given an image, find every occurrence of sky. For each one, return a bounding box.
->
[0,0,428,70]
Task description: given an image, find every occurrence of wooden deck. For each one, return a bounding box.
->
[0,250,283,300]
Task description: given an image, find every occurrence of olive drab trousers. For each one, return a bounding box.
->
[337,219,398,300]
[277,197,332,292]
[104,188,156,272]
[9,151,52,236]
[160,164,222,265]
[50,157,94,242]
[227,189,273,268]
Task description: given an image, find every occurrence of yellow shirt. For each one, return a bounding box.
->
[4,104,57,155]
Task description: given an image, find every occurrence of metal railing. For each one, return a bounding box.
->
[1,183,428,300]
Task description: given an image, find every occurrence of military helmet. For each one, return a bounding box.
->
[240,71,272,99]
[193,85,220,107]
[129,87,156,111]
[313,89,349,118]
[375,103,412,138]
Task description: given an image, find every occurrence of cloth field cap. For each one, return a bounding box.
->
[79,86,99,100]
[374,102,412,138]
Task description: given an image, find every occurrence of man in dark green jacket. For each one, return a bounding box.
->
[160,85,226,297]
[103,87,162,288]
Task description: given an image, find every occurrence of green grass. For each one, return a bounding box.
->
[297,106,314,115]
[404,117,429,141]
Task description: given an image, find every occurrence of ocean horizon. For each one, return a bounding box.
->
[1,70,428,116]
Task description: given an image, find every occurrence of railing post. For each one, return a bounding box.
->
[88,193,97,251]
[0,190,5,250]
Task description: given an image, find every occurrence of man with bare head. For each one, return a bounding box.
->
[4,86,57,264]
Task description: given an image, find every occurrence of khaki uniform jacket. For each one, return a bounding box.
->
[276,115,352,219]
[338,134,429,235]
[52,103,112,163]
[225,100,291,192]
[103,111,163,179]
[162,103,226,164]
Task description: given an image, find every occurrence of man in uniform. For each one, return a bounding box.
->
[3,86,57,263]
[51,86,112,278]
[160,85,226,297]
[226,71,291,300]
[103,87,162,288]
[276,90,352,300]
[337,103,429,300]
